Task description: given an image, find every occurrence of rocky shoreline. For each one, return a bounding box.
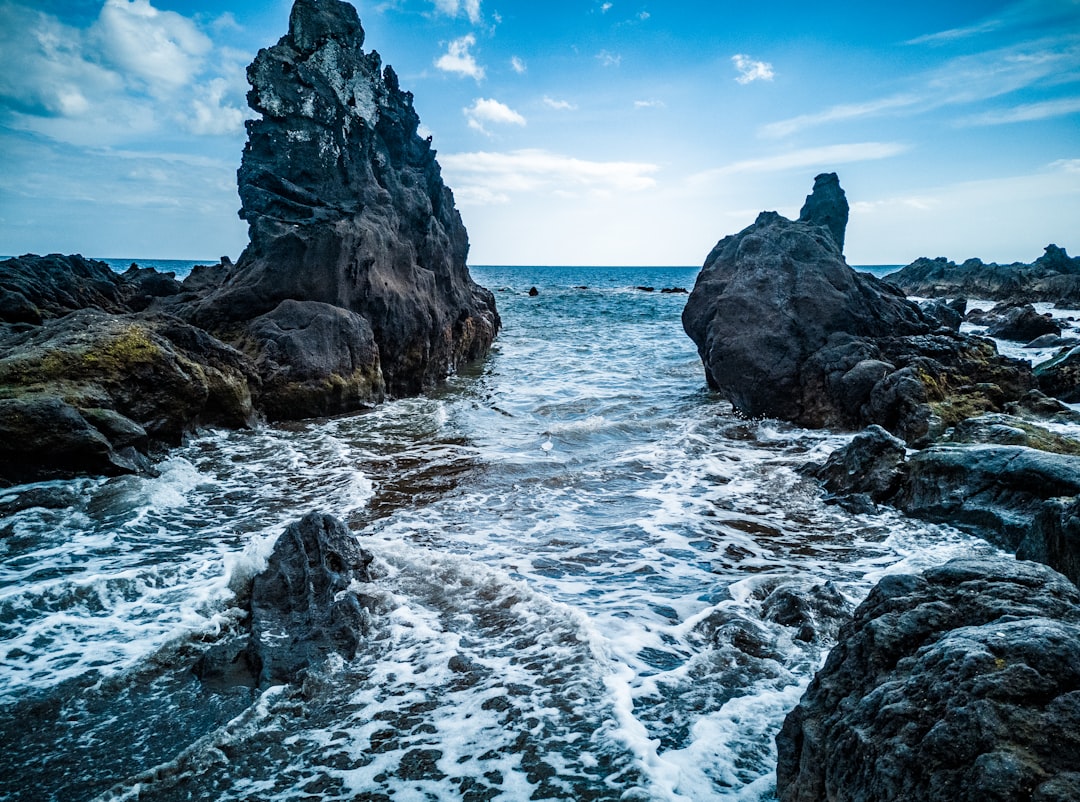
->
[683,173,1080,799]
[0,0,497,486]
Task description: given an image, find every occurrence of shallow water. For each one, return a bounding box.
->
[1,266,1003,801]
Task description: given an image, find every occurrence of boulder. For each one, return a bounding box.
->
[0,310,257,481]
[1035,346,1080,403]
[682,175,1034,444]
[0,254,133,324]
[194,512,378,687]
[797,172,849,253]
[1020,498,1080,587]
[776,557,1080,802]
[979,303,1061,342]
[186,0,499,409]
[812,424,907,506]
[889,244,1080,305]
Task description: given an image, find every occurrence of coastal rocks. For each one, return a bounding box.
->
[187,0,498,411]
[797,171,848,253]
[776,557,1080,802]
[0,254,137,325]
[812,424,907,509]
[969,302,1061,342]
[1035,346,1080,403]
[682,174,1034,444]
[195,512,378,688]
[888,244,1080,305]
[0,310,257,483]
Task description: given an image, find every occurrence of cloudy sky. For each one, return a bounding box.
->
[1,0,1078,266]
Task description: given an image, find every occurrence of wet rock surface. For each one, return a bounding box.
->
[195,512,378,688]
[682,174,1034,444]
[776,557,1080,802]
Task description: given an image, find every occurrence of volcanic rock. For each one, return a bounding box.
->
[798,172,849,253]
[194,512,378,688]
[889,244,1080,305]
[974,302,1061,342]
[776,557,1080,802]
[187,0,498,414]
[682,175,1034,443]
[0,254,133,325]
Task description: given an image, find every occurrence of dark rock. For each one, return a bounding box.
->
[813,424,907,503]
[798,172,849,253]
[776,557,1080,802]
[660,287,688,294]
[1035,346,1080,403]
[1025,333,1079,349]
[892,444,1080,551]
[195,512,377,688]
[1020,498,1080,586]
[919,299,963,331]
[181,261,232,294]
[241,299,384,419]
[122,264,183,311]
[1003,389,1080,422]
[185,0,498,409]
[528,287,539,297]
[682,175,1034,444]
[889,244,1080,305]
[761,581,851,643]
[636,286,655,292]
[0,310,257,480]
[983,303,1061,342]
[942,412,1080,455]
[0,254,131,324]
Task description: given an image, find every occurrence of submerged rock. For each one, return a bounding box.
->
[682,174,1034,443]
[188,0,498,413]
[776,557,1080,802]
[1035,346,1080,403]
[889,244,1080,305]
[195,512,378,688]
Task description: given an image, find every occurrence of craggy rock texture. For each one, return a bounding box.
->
[888,244,1080,305]
[682,175,1034,444]
[195,512,377,688]
[188,0,499,407]
[967,302,1061,342]
[797,172,849,253]
[776,557,1080,802]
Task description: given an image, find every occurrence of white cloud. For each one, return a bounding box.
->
[435,34,485,80]
[94,0,212,91]
[761,94,921,139]
[510,56,527,74]
[188,77,247,135]
[959,96,1080,125]
[692,142,910,181]
[543,96,577,110]
[634,99,665,109]
[464,98,526,135]
[732,53,774,84]
[601,3,613,12]
[440,148,659,205]
[433,0,482,25]
[596,50,622,67]
[638,11,650,21]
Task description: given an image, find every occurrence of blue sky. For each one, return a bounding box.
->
[1,0,1078,265]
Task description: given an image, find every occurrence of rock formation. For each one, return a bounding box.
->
[0,0,499,482]
[1035,346,1080,403]
[188,0,499,413]
[194,512,378,688]
[682,174,1034,444]
[888,244,1080,306]
[776,557,1080,802]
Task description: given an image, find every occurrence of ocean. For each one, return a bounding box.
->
[0,264,999,801]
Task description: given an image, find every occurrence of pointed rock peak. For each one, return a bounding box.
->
[799,172,849,254]
[289,0,364,56]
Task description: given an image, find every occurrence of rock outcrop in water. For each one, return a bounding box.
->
[0,0,499,482]
[195,512,378,688]
[188,0,499,412]
[888,244,1080,306]
[682,174,1034,444]
[776,557,1080,802]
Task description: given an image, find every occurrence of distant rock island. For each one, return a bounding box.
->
[0,0,498,483]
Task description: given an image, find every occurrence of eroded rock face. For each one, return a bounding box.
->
[190,0,499,407]
[798,172,849,253]
[776,557,1080,802]
[682,175,1034,443]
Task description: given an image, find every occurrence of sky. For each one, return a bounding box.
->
[1,0,1078,266]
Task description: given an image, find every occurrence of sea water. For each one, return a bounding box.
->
[0,265,1026,801]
